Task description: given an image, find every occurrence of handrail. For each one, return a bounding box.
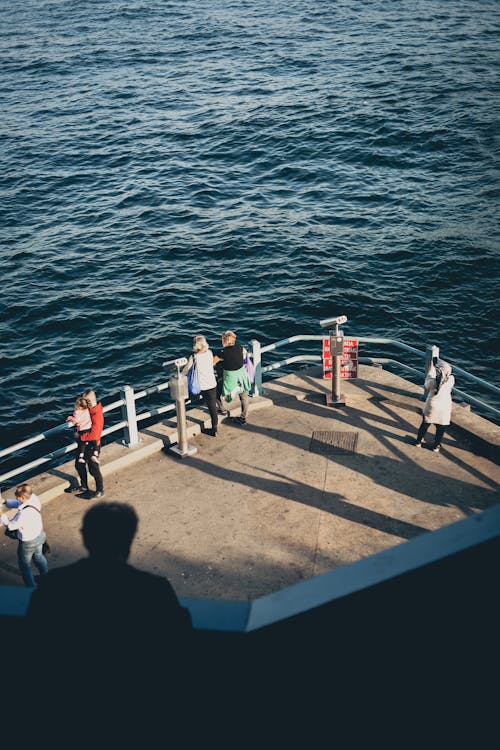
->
[359,358,500,418]
[261,335,427,359]
[0,405,179,485]
[260,353,500,419]
[0,397,131,461]
[1,334,498,488]
[260,335,500,396]
[0,423,73,461]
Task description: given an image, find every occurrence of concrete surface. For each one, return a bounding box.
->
[1,364,499,600]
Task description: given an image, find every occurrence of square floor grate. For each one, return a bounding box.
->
[310,430,359,455]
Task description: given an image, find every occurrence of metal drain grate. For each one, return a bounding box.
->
[310,430,359,455]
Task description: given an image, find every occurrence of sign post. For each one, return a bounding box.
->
[326,321,345,406]
[320,316,358,407]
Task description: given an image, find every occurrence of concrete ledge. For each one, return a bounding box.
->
[246,503,500,631]
[0,585,32,617]
[2,505,498,628]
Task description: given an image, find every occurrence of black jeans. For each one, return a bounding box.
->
[75,440,104,492]
[215,363,224,400]
[201,387,218,431]
[416,419,445,448]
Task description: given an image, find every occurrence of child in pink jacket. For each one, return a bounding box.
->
[67,396,92,463]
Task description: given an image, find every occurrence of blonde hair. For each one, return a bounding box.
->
[83,390,97,407]
[193,335,209,353]
[222,330,236,346]
[75,396,90,410]
[15,483,32,500]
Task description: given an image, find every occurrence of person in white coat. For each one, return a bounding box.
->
[415,357,455,453]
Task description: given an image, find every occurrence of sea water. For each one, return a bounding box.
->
[1,0,499,446]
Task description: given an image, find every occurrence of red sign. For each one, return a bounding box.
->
[322,338,358,379]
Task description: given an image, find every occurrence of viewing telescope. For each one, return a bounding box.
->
[319,315,347,328]
[162,357,188,369]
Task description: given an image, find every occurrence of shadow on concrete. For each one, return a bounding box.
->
[182,449,424,540]
[264,383,499,499]
[205,407,499,517]
[268,372,499,478]
[265,370,422,402]
[47,466,78,485]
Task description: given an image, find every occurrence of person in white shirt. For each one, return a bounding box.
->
[182,335,218,436]
[1,483,49,587]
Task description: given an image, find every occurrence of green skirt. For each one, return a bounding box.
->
[222,366,251,398]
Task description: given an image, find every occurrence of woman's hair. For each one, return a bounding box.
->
[434,359,453,393]
[222,330,236,346]
[15,483,32,500]
[193,335,209,353]
[75,396,90,410]
[83,390,97,407]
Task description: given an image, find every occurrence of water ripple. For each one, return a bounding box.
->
[1,0,499,442]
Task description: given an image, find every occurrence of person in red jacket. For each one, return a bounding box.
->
[72,389,105,498]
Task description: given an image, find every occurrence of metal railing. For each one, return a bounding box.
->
[1,335,499,489]
[251,335,500,417]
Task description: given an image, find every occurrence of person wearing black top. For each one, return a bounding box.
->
[213,330,251,424]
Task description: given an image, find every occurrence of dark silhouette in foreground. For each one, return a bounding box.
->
[26,502,193,735]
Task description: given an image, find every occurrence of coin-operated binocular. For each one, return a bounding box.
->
[162,357,197,458]
[319,315,348,407]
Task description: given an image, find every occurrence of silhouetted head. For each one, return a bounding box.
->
[81,502,138,561]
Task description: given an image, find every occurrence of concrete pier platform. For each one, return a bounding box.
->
[1,364,499,599]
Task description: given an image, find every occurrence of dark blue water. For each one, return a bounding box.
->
[1,0,499,447]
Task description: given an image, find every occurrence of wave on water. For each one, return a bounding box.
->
[1,0,499,446]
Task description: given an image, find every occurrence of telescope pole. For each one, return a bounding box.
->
[326,322,346,407]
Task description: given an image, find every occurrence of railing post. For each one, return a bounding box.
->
[120,385,140,447]
[424,344,439,373]
[424,345,439,399]
[251,339,262,396]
